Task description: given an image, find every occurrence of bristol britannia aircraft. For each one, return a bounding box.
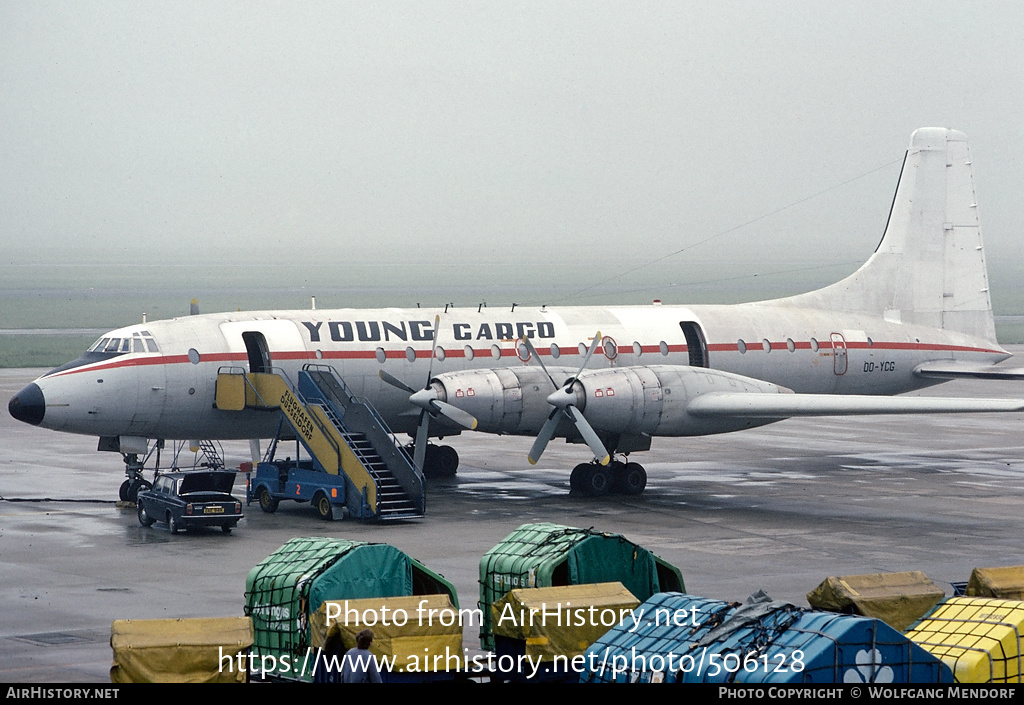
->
[9,128,1024,502]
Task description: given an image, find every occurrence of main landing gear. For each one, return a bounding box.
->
[569,458,647,497]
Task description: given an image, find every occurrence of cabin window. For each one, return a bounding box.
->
[633,341,642,356]
[435,346,446,362]
[810,338,819,352]
[490,344,501,360]
[762,339,771,353]
[375,347,386,363]
[464,345,475,361]
[188,348,201,365]
[550,343,560,359]
[578,342,587,356]
[659,341,669,356]
[786,338,796,352]
[405,347,416,363]
[738,339,747,354]
[603,338,617,359]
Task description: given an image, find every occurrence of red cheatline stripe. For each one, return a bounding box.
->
[47,340,1004,378]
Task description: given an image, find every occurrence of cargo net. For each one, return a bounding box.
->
[582,594,736,683]
[244,538,352,677]
[478,524,635,648]
[909,599,1024,683]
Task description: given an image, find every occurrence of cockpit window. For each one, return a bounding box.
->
[86,332,160,355]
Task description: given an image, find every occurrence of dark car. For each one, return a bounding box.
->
[137,471,243,534]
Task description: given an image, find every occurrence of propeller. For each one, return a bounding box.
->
[378,315,477,471]
[522,332,610,466]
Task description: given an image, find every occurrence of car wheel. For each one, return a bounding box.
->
[167,512,180,534]
[314,491,333,521]
[257,487,279,513]
[137,502,155,527]
[221,524,232,534]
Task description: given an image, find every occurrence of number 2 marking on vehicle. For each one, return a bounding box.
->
[295,484,301,495]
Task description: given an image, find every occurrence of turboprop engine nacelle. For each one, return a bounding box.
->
[424,366,578,435]
[569,365,791,436]
[426,364,791,437]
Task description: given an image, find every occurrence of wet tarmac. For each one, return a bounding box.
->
[2,360,1024,683]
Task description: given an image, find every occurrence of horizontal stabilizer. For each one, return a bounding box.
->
[687,392,1024,418]
[914,362,1024,381]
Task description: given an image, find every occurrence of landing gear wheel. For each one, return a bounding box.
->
[574,464,611,497]
[620,462,647,495]
[167,513,180,535]
[314,492,333,521]
[119,480,131,502]
[423,444,459,478]
[137,503,155,527]
[435,445,459,477]
[569,463,592,494]
[257,487,279,513]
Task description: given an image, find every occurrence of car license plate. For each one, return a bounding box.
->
[204,506,225,514]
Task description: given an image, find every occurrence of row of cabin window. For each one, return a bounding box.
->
[351,340,677,363]
[736,337,875,354]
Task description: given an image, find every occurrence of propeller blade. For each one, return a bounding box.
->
[520,335,558,389]
[413,410,429,471]
[425,314,441,383]
[379,369,417,395]
[567,405,610,465]
[528,411,561,465]
[572,330,602,382]
[432,400,478,430]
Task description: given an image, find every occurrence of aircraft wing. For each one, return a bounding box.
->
[686,392,1024,418]
[914,362,1024,381]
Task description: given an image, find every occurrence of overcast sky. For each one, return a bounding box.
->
[2,2,1023,302]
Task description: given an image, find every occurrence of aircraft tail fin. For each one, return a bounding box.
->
[783,128,997,344]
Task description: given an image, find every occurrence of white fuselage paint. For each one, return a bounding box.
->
[30,301,1007,442]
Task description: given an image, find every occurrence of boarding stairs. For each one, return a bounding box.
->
[215,364,424,521]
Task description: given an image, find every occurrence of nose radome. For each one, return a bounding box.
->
[9,383,45,426]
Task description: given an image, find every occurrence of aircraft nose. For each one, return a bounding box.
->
[9,383,45,426]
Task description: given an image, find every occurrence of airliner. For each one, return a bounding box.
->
[9,128,1024,502]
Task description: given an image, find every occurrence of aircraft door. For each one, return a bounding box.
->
[219,321,308,375]
[831,333,848,375]
[679,322,709,368]
[242,331,272,373]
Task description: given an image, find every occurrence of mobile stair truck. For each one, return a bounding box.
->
[215,364,424,521]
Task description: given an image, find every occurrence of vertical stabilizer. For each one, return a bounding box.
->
[782,128,996,343]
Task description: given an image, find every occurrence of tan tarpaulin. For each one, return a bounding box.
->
[966,566,1024,600]
[311,594,462,673]
[491,582,640,660]
[109,617,253,683]
[806,571,945,632]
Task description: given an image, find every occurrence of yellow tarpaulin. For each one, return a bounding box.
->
[905,598,1024,683]
[967,566,1024,600]
[491,582,640,660]
[109,617,253,683]
[805,571,945,632]
[311,594,462,673]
